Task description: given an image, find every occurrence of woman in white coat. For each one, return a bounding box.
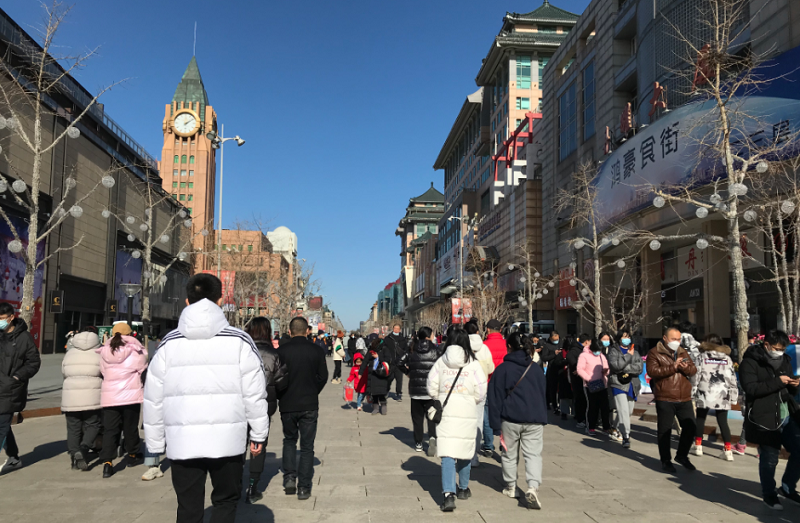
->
[427,329,487,512]
[61,331,103,471]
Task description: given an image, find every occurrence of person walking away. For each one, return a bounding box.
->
[489,332,547,509]
[61,330,102,471]
[553,338,574,420]
[567,336,588,428]
[144,274,270,522]
[244,317,288,504]
[608,329,643,449]
[542,331,562,413]
[427,329,487,512]
[331,331,346,384]
[356,334,367,355]
[398,327,442,456]
[481,319,507,456]
[691,334,738,461]
[739,329,800,510]
[465,321,495,466]
[97,322,147,478]
[383,324,407,401]
[346,353,367,410]
[576,334,611,436]
[646,327,698,473]
[362,338,391,415]
[347,332,357,366]
[0,302,41,475]
[277,317,328,500]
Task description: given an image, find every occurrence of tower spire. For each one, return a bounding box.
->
[193,22,197,56]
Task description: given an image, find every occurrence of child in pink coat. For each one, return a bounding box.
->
[96,323,148,478]
[576,333,611,436]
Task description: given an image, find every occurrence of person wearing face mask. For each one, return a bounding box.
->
[576,333,611,436]
[382,324,408,401]
[646,326,698,473]
[739,329,800,511]
[0,302,41,475]
[608,329,642,449]
[567,335,589,428]
[542,331,562,413]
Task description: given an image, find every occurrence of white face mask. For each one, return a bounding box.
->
[768,349,785,359]
[667,341,681,351]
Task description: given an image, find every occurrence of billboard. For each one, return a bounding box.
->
[451,298,473,324]
[308,296,323,311]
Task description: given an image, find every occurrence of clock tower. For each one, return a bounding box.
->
[160,56,217,272]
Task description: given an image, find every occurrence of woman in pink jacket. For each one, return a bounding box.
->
[97,323,148,478]
[576,333,611,436]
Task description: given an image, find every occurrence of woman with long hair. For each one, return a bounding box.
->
[398,326,442,455]
[97,323,148,478]
[242,317,287,503]
[427,328,487,512]
[576,332,611,436]
[331,330,346,384]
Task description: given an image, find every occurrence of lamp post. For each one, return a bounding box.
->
[120,283,142,331]
[206,124,246,277]
[448,213,480,323]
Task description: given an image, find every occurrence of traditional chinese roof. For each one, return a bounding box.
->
[173,56,210,120]
[409,232,433,249]
[410,182,445,203]
[505,1,580,24]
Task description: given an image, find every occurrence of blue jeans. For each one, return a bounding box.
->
[144,445,160,467]
[758,418,800,497]
[441,457,471,494]
[482,401,494,450]
[357,393,365,409]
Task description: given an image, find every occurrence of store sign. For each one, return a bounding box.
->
[478,211,502,242]
[677,245,705,282]
[438,246,458,288]
[676,279,703,302]
[557,267,578,310]
[49,290,64,314]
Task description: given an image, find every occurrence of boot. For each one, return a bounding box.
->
[74,450,88,471]
[245,482,263,504]
[380,404,387,416]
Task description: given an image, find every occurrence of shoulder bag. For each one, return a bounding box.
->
[428,367,463,423]
[506,362,534,399]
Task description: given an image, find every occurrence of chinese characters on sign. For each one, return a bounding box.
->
[677,245,705,281]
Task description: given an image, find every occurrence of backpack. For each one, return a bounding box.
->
[372,356,390,378]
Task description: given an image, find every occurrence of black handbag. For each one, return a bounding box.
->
[617,373,633,385]
[428,367,463,423]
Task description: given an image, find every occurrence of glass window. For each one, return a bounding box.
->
[172,182,178,188]
[516,97,530,110]
[516,55,531,89]
[181,155,187,163]
[172,194,177,199]
[559,82,578,161]
[180,182,186,188]
[173,155,179,164]
[179,194,185,201]
[583,62,596,141]
[189,170,194,177]
[538,25,556,33]
[538,55,550,85]
[248,245,253,252]
[188,195,193,201]
[173,169,178,177]
[189,156,195,164]
[188,182,194,188]
[187,208,192,214]
[222,244,227,251]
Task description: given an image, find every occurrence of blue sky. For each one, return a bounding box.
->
[6,0,589,330]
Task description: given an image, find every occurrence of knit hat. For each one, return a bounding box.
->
[111,323,132,336]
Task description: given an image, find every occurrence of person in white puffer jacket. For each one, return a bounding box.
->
[465,321,495,468]
[61,330,102,471]
[144,274,269,523]
[427,329,487,512]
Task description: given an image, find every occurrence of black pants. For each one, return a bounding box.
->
[656,401,696,464]
[333,361,342,380]
[586,388,611,431]
[248,416,272,482]
[171,455,243,523]
[546,368,559,409]
[390,367,403,395]
[695,407,732,442]
[0,413,18,458]
[100,404,141,463]
[65,410,102,457]
[410,399,437,444]
[571,376,586,423]
[281,410,318,489]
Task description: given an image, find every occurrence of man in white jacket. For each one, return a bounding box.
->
[144,274,269,523]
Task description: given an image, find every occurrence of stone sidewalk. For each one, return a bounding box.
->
[0,359,797,523]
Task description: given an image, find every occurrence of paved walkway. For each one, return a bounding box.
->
[1,359,797,522]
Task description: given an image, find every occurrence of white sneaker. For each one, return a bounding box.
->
[427,437,437,457]
[141,466,164,481]
[526,487,542,509]
[721,449,734,462]
[502,484,517,498]
[693,445,703,456]
[608,430,623,442]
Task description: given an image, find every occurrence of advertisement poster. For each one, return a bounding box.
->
[0,214,45,347]
[451,298,473,324]
[115,249,142,316]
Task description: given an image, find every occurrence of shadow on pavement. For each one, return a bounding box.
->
[18,440,66,468]
[402,455,444,504]
[210,502,275,522]
[379,426,416,450]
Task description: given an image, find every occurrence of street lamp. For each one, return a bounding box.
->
[206,125,246,277]
[120,283,142,330]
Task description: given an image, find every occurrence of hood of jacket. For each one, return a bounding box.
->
[415,339,436,355]
[98,335,143,364]
[699,341,731,356]
[1,318,29,342]
[442,345,470,369]
[178,299,229,340]
[503,348,532,367]
[743,343,788,367]
[71,331,101,351]
[468,334,486,353]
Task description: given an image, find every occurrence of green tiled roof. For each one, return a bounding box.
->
[173,56,209,120]
[410,183,445,203]
[507,1,579,24]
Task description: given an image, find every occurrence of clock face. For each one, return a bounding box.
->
[173,111,198,136]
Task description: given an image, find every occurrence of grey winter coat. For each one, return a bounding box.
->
[607,344,643,396]
[689,341,738,410]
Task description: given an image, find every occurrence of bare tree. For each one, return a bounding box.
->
[416,302,450,335]
[0,2,126,324]
[510,239,557,328]
[463,248,511,334]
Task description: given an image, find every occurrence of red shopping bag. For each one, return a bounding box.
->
[343,380,355,402]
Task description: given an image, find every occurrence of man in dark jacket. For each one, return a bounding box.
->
[382,324,407,401]
[488,337,547,509]
[277,317,328,500]
[740,329,800,510]
[347,333,357,366]
[542,331,562,413]
[567,336,588,426]
[0,301,41,475]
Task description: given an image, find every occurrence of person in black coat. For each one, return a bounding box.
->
[550,337,573,419]
[347,333,358,367]
[0,302,42,475]
[397,327,442,453]
[567,335,588,426]
[361,338,391,415]
[382,325,408,400]
[488,333,547,506]
[739,330,800,509]
[542,332,562,413]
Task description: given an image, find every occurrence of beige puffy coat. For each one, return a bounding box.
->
[61,332,102,412]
